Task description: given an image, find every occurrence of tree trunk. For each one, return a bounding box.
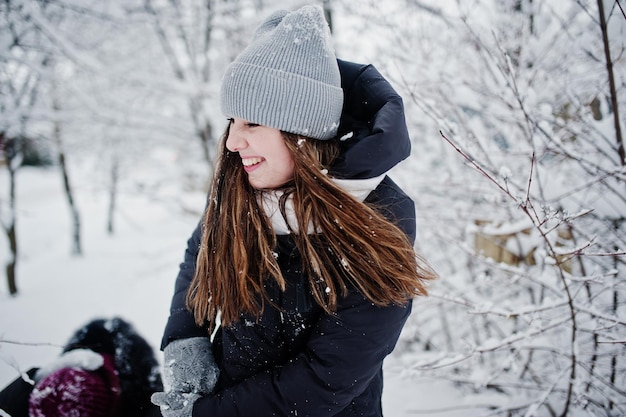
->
[2,133,20,295]
[50,68,82,256]
[598,1,624,408]
[5,155,18,295]
[57,147,82,255]
[199,121,214,167]
[6,221,17,295]
[597,0,625,165]
[107,157,119,235]
[0,132,21,295]
[323,0,333,32]
[53,107,82,255]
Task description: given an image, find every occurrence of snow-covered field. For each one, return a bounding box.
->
[0,154,467,416]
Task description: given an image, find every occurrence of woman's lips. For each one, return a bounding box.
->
[242,157,264,173]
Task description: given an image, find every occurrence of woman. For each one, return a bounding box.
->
[152,5,436,417]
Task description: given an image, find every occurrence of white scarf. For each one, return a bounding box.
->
[260,174,385,234]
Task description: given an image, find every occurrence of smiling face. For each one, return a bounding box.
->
[225,118,295,190]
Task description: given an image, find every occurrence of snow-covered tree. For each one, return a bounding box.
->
[334,0,626,415]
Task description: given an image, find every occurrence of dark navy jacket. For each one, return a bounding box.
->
[161,60,415,417]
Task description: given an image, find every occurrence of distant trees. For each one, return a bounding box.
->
[0,0,243,293]
[1,0,60,293]
[0,0,319,295]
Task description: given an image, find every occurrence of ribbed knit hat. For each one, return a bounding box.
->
[220,5,343,140]
[29,354,121,417]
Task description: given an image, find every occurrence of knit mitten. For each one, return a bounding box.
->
[162,337,219,395]
[151,391,200,417]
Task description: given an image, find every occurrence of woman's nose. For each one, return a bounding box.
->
[226,123,248,152]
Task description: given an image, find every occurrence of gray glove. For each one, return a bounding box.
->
[161,337,219,395]
[151,391,201,417]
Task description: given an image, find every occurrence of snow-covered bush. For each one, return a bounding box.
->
[358,1,626,415]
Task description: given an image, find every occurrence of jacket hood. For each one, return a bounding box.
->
[330,60,411,179]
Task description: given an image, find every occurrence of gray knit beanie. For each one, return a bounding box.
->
[220,5,343,140]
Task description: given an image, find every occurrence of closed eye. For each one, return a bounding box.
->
[227,118,259,128]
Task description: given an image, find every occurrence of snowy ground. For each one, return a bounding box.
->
[0,155,471,416]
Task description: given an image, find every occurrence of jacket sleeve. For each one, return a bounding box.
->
[0,368,37,417]
[161,221,208,350]
[192,292,412,417]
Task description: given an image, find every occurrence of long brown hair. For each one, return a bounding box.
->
[187,125,437,332]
